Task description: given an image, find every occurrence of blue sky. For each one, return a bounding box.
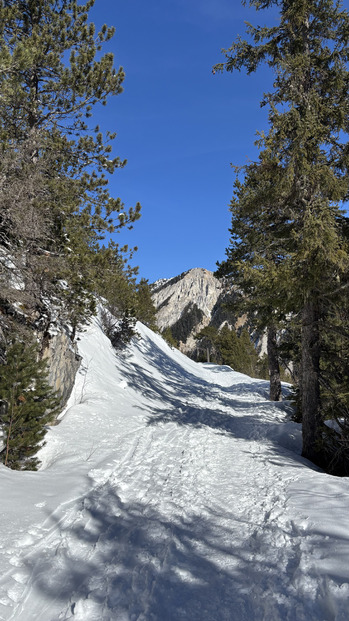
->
[90,0,275,282]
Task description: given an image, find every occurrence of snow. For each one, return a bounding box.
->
[0,317,348,621]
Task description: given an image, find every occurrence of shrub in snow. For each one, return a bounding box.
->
[100,308,137,349]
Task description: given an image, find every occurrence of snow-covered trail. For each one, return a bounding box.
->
[1,319,349,620]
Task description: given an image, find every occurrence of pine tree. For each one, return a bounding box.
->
[195,326,220,363]
[134,279,157,329]
[0,0,141,328]
[216,156,291,401]
[218,325,259,375]
[238,328,259,376]
[218,325,237,367]
[162,328,178,349]
[215,0,349,470]
[195,323,259,374]
[0,340,60,470]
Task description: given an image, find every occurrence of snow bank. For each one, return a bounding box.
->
[0,317,348,620]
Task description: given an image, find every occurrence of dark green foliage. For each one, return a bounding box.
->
[209,289,240,331]
[0,340,60,470]
[0,1,144,468]
[100,308,136,350]
[98,266,156,347]
[94,242,138,314]
[255,353,291,383]
[169,303,204,345]
[99,255,138,349]
[195,325,221,363]
[255,354,269,381]
[236,328,259,376]
[319,295,349,472]
[319,219,349,436]
[0,0,141,332]
[216,0,349,472]
[99,264,156,350]
[134,279,157,329]
[218,325,258,376]
[215,158,292,401]
[161,328,178,349]
[94,248,156,331]
[195,324,259,376]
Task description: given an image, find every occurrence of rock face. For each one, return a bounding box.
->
[152,268,237,356]
[42,328,81,408]
[152,268,223,330]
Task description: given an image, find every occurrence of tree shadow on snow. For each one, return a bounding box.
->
[118,332,308,470]
[123,330,272,401]
[21,481,336,621]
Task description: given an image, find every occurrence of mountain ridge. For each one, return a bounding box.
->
[151,267,240,356]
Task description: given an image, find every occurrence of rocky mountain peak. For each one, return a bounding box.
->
[151,268,223,333]
[151,268,237,356]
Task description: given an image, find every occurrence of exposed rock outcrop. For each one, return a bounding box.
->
[152,268,223,330]
[152,268,238,356]
[42,328,81,408]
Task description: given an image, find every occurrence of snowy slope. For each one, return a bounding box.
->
[0,317,348,621]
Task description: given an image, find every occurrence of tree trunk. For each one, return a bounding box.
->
[267,325,282,401]
[301,298,323,465]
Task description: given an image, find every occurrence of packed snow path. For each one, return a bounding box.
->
[1,319,349,620]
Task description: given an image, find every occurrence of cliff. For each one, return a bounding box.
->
[152,268,239,356]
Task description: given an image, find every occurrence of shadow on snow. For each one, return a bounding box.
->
[22,482,339,621]
[20,332,342,620]
[118,332,308,469]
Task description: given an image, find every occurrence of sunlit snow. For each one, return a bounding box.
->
[0,317,348,620]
